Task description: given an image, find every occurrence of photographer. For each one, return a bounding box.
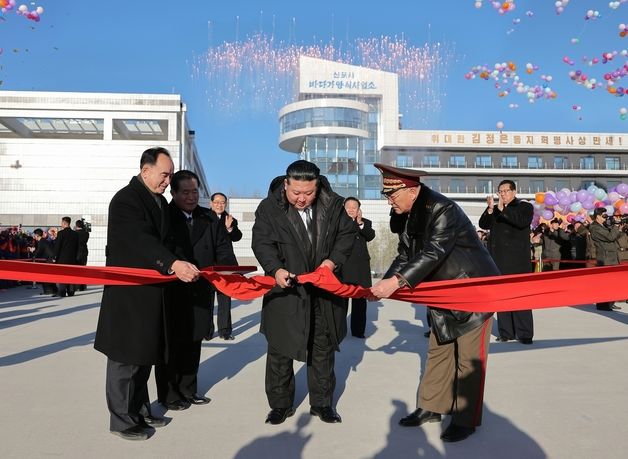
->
[589,208,623,311]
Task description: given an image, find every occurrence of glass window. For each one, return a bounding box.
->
[605,156,620,170]
[528,156,543,169]
[580,156,594,169]
[555,180,570,190]
[475,155,492,168]
[554,156,568,169]
[477,179,492,193]
[423,178,440,191]
[449,155,466,167]
[450,179,465,192]
[423,154,439,167]
[501,156,518,168]
[530,180,545,192]
[396,154,412,167]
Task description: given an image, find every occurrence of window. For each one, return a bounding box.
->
[555,180,570,191]
[423,178,440,191]
[554,156,568,169]
[423,154,439,167]
[477,179,492,194]
[605,156,620,170]
[475,155,492,168]
[501,156,518,168]
[528,156,543,169]
[449,155,466,167]
[580,156,594,169]
[450,179,465,192]
[530,180,545,192]
[396,154,412,167]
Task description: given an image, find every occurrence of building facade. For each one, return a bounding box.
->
[0,91,209,265]
[279,56,627,202]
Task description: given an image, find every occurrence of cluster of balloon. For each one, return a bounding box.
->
[620,23,627,38]
[531,183,628,227]
[474,1,516,15]
[465,61,558,103]
[0,1,44,21]
[609,1,627,10]
[567,50,628,96]
[555,0,570,15]
[584,9,601,21]
[620,107,627,120]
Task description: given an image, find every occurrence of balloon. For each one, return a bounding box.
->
[620,203,628,215]
[569,191,578,203]
[569,202,582,212]
[608,192,621,203]
[576,189,589,202]
[617,183,628,196]
[594,188,607,200]
[535,192,545,204]
[594,201,606,208]
[542,210,554,220]
[587,185,598,193]
[614,199,625,210]
[558,197,571,208]
[606,205,616,216]
[496,121,504,130]
[544,193,558,206]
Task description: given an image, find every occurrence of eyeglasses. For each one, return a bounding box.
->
[383,189,404,203]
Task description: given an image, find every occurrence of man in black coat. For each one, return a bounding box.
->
[208,192,242,340]
[371,163,499,443]
[94,147,200,441]
[31,228,57,295]
[339,197,375,338]
[479,179,534,344]
[252,160,355,425]
[53,216,79,297]
[155,170,237,410]
[74,219,90,291]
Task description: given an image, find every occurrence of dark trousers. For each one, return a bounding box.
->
[211,290,232,335]
[57,283,75,297]
[347,298,367,336]
[155,339,202,403]
[497,310,534,340]
[105,359,152,432]
[265,304,336,408]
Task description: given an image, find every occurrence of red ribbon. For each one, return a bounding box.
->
[1,260,626,313]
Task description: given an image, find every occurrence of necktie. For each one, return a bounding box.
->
[186,216,193,235]
[304,207,313,243]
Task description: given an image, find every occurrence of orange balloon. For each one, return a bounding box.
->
[535,192,545,204]
[614,199,625,209]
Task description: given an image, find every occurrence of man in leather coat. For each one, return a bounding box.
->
[370,163,500,443]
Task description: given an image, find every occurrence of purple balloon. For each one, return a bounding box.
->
[576,189,589,202]
[616,183,628,196]
[558,197,571,207]
[569,192,578,203]
[542,209,554,220]
[544,193,558,206]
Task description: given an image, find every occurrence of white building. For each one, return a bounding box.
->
[0,91,209,265]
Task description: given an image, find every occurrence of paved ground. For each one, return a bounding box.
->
[1,284,627,459]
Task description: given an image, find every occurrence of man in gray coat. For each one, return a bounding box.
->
[589,207,623,311]
[371,163,499,443]
[252,160,355,425]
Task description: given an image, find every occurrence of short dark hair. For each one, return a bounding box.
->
[61,216,71,225]
[286,160,320,183]
[171,169,199,192]
[140,147,171,169]
[593,207,607,217]
[75,220,85,229]
[33,228,44,237]
[344,196,361,207]
[498,179,516,191]
[211,192,227,202]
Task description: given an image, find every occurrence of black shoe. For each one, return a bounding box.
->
[265,407,295,425]
[518,338,533,345]
[423,331,431,338]
[185,394,211,405]
[220,334,235,340]
[495,336,512,342]
[110,425,150,441]
[399,408,441,427]
[161,400,191,411]
[143,415,168,428]
[440,423,475,442]
[596,306,613,311]
[611,304,622,310]
[310,406,342,423]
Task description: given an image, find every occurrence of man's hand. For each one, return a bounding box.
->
[275,268,295,288]
[497,195,505,212]
[171,260,200,282]
[486,195,494,213]
[225,214,234,231]
[356,209,363,226]
[370,277,400,299]
[319,259,336,271]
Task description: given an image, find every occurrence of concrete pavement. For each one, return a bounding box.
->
[1,284,627,459]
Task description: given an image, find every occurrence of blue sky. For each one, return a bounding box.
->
[1,1,626,196]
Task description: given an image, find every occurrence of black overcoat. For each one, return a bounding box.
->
[53,227,78,265]
[76,229,89,265]
[251,175,356,361]
[339,218,375,287]
[94,176,177,365]
[165,203,237,342]
[479,197,534,274]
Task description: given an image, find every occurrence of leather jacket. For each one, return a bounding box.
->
[385,186,499,343]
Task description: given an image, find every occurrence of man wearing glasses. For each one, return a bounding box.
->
[479,180,534,344]
[370,163,499,443]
